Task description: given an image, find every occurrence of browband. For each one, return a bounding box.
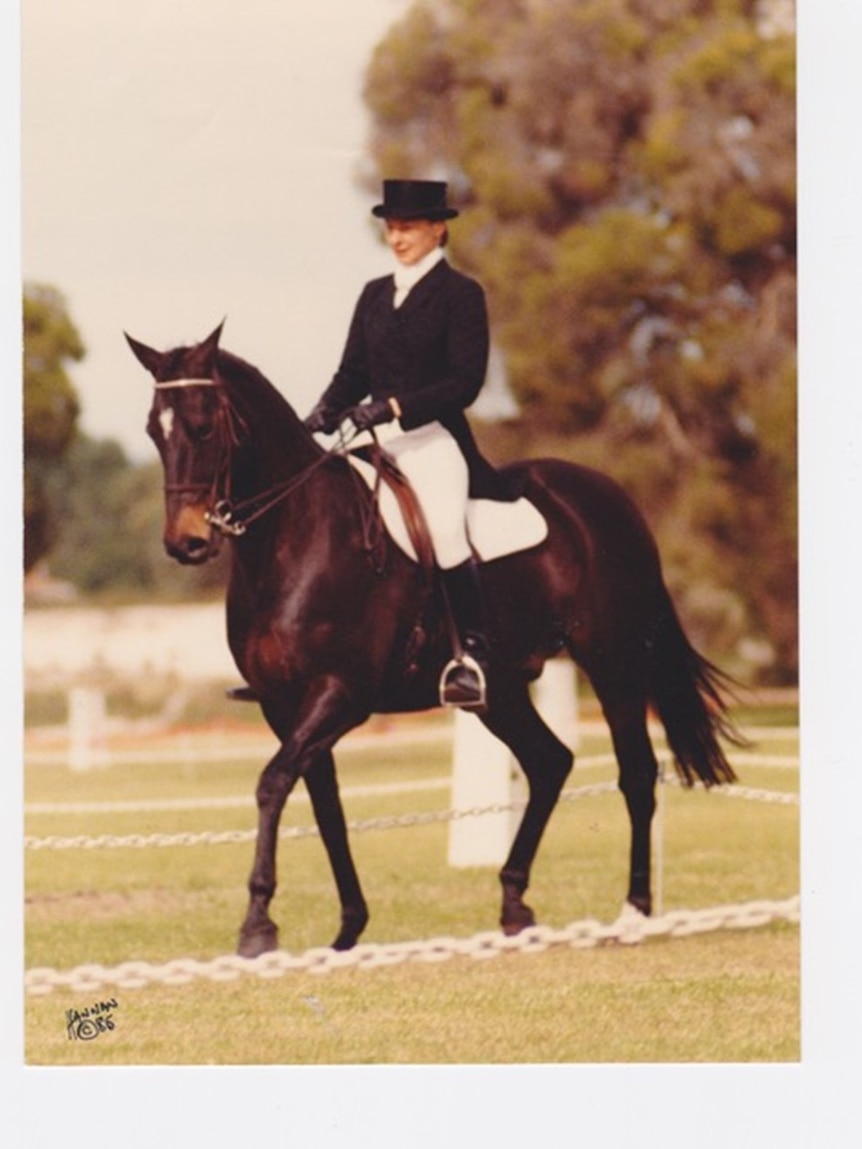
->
[154,377,218,390]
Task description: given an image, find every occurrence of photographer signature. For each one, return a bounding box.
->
[66,998,118,1041]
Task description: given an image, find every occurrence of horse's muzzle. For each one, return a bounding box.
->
[164,504,221,564]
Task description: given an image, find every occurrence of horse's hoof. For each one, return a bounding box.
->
[331,932,356,952]
[500,901,536,936]
[331,905,369,951]
[237,924,278,958]
[612,900,650,944]
[626,894,652,917]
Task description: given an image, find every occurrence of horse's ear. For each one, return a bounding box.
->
[186,319,226,377]
[124,332,164,378]
[204,318,226,349]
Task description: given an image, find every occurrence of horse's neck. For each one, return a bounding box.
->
[227,382,322,494]
[228,446,358,608]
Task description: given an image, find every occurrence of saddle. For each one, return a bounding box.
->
[345,440,548,569]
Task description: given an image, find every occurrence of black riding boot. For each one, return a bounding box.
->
[439,559,490,710]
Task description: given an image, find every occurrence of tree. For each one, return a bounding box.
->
[45,435,230,598]
[23,283,84,571]
[363,0,796,681]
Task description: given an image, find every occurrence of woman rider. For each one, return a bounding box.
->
[305,179,508,709]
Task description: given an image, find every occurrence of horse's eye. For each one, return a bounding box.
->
[194,422,216,442]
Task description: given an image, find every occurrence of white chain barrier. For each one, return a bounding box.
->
[23,776,797,852]
[25,752,799,995]
[25,894,800,996]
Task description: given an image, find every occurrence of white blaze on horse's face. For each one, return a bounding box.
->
[158,406,175,441]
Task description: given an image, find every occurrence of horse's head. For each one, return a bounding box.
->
[126,321,242,565]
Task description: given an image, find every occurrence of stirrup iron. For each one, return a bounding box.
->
[439,652,488,711]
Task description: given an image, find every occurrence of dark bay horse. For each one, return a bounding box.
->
[127,322,737,958]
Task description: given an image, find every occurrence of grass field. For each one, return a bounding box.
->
[24,709,799,1064]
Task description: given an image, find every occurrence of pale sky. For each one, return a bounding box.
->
[22,0,410,459]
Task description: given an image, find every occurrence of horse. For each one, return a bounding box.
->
[126,322,738,958]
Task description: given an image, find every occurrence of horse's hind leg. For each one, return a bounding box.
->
[480,684,574,934]
[304,750,369,950]
[597,683,660,916]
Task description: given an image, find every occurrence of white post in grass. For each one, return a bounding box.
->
[533,657,580,751]
[68,687,109,772]
[653,759,666,918]
[447,708,515,867]
[447,660,578,868]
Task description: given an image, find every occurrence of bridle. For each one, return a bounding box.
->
[154,376,247,531]
[153,376,361,539]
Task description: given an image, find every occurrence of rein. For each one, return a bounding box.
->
[205,445,346,538]
[153,375,318,537]
[155,379,408,577]
[155,374,366,538]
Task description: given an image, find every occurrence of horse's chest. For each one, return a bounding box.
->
[227,597,297,683]
[241,627,291,679]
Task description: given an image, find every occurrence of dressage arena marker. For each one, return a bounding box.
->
[67,687,109,772]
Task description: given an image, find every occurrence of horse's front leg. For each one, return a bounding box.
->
[237,679,367,958]
[304,750,369,950]
[237,742,297,958]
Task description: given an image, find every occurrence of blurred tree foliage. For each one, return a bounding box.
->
[23,283,84,571]
[44,436,229,598]
[23,283,227,599]
[363,0,796,681]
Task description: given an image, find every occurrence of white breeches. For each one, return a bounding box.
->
[374,420,472,569]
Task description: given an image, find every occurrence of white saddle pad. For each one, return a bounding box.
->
[346,453,548,564]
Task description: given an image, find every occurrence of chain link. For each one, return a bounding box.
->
[25,762,799,994]
[23,778,797,852]
[662,776,799,806]
[24,895,800,995]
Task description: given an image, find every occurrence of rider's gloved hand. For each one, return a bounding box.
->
[304,401,342,435]
[345,397,398,432]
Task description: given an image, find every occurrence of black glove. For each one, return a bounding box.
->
[304,401,341,435]
[345,397,397,432]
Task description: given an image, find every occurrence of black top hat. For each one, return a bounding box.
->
[372,180,459,221]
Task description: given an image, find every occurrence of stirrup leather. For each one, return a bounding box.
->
[439,652,488,711]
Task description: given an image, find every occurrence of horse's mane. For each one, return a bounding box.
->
[216,349,309,436]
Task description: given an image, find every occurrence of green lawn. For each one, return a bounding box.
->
[24,713,799,1064]
[26,925,798,1065]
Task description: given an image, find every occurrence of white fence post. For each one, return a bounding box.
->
[448,660,578,868]
[533,658,580,751]
[68,687,109,772]
[447,709,516,867]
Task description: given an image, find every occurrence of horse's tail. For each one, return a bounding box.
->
[647,586,740,787]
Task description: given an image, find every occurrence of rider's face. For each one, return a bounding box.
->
[384,218,446,265]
